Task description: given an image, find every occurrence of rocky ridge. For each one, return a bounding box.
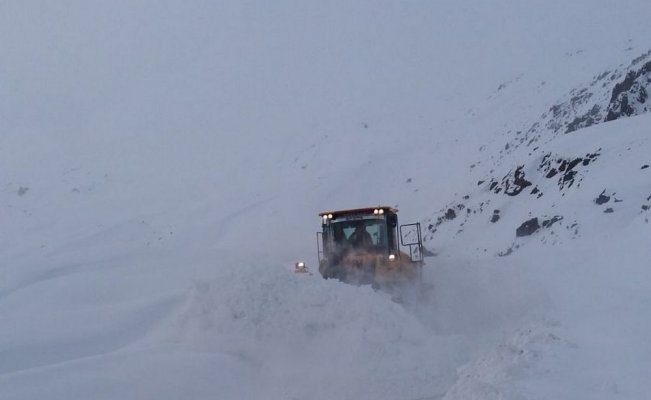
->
[423,51,651,256]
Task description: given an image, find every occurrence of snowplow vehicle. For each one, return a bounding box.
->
[316,206,423,288]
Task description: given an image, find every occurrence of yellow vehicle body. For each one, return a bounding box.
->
[317,206,423,288]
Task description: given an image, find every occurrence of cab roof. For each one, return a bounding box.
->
[318,206,398,217]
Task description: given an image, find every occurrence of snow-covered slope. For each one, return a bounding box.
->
[1,2,651,399]
[424,51,651,257]
[437,114,651,400]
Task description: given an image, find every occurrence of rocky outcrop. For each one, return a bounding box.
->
[516,218,540,237]
[422,52,651,257]
[494,51,651,158]
[605,60,651,121]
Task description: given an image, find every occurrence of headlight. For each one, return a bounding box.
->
[295,261,308,273]
[373,209,379,215]
[388,254,396,261]
[379,209,384,215]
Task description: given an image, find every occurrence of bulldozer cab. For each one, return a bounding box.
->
[317,206,423,286]
[331,218,387,250]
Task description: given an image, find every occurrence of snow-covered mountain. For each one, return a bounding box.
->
[1,2,650,399]
[424,51,651,257]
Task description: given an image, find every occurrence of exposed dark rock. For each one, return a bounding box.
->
[558,160,567,171]
[631,50,651,66]
[586,151,601,160]
[422,55,651,252]
[638,86,648,103]
[595,190,611,205]
[567,158,583,170]
[516,218,540,237]
[542,215,563,228]
[592,70,611,84]
[509,167,533,195]
[606,95,634,121]
[550,104,563,117]
[498,246,514,257]
[539,152,599,191]
[605,60,651,122]
[566,104,600,133]
[610,71,637,103]
[562,170,577,184]
[494,166,533,196]
[494,53,651,161]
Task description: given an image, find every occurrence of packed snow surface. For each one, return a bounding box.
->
[2,1,651,399]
